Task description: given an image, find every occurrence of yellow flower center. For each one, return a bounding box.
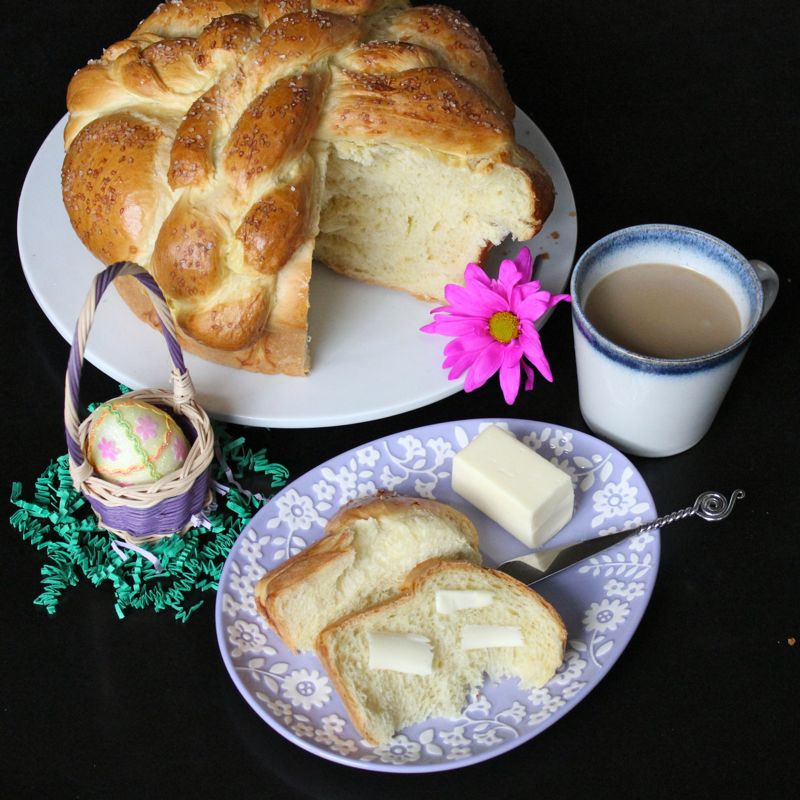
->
[489,311,520,343]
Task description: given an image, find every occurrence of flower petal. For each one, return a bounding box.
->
[521,359,535,391]
[498,343,523,404]
[443,332,493,355]
[514,246,533,283]
[444,281,506,317]
[519,329,554,381]
[464,262,491,286]
[443,349,480,380]
[464,341,504,392]
[442,333,495,378]
[498,259,523,294]
[421,317,487,337]
[514,293,552,322]
[513,281,542,301]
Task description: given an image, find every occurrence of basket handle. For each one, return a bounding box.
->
[64,261,194,469]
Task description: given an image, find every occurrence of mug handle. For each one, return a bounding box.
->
[749,259,779,319]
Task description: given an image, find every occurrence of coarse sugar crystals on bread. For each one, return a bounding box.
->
[61,0,554,375]
[254,494,481,652]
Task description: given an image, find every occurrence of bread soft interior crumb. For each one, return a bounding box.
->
[270,509,479,652]
[315,141,535,301]
[320,564,565,745]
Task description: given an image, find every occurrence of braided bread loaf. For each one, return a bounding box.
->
[62,0,554,375]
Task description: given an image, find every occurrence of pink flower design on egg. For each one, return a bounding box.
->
[135,415,158,440]
[98,438,120,461]
[173,436,188,461]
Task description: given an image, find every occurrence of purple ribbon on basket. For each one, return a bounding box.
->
[110,539,164,573]
[212,440,268,505]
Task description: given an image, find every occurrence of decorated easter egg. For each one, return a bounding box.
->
[85,399,190,486]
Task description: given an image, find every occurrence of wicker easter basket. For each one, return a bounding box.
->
[65,262,215,544]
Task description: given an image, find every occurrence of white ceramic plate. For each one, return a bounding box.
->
[18,111,576,428]
[216,419,659,771]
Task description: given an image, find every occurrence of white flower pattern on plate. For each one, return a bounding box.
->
[273,489,322,531]
[440,726,470,747]
[590,467,651,527]
[373,734,422,765]
[551,650,588,685]
[583,599,631,633]
[356,446,381,467]
[628,531,655,552]
[227,620,268,657]
[218,420,659,771]
[281,668,332,710]
[549,429,574,456]
[521,426,549,450]
[604,579,647,601]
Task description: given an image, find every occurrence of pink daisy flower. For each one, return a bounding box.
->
[421,247,570,404]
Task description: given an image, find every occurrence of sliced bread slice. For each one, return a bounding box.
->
[254,495,481,653]
[316,559,567,745]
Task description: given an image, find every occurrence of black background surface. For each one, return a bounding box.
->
[2,1,798,797]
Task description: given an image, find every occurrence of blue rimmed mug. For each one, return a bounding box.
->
[570,224,779,457]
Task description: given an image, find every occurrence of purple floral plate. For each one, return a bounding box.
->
[215,419,659,772]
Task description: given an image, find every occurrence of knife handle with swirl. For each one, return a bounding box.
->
[498,490,746,585]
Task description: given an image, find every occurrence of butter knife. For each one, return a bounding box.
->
[497,489,745,586]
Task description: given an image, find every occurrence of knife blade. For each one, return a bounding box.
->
[496,489,745,586]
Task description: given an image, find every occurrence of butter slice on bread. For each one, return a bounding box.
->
[316,559,567,745]
[254,495,481,653]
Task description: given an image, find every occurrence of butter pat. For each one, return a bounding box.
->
[367,632,433,675]
[435,590,494,615]
[452,426,574,548]
[461,624,523,650]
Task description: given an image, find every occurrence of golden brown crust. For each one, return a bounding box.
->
[314,0,394,15]
[152,196,224,300]
[114,265,311,374]
[62,0,552,376]
[336,40,439,73]
[320,66,511,156]
[325,494,480,552]
[178,283,273,350]
[169,85,226,189]
[61,113,170,264]
[193,12,262,61]
[223,72,325,193]
[259,0,312,28]
[133,0,262,38]
[315,623,375,741]
[255,530,354,650]
[236,163,313,275]
[512,143,556,237]
[381,4,515,119]
[244,10,363,73]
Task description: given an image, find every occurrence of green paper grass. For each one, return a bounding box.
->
[10,423,289,621]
